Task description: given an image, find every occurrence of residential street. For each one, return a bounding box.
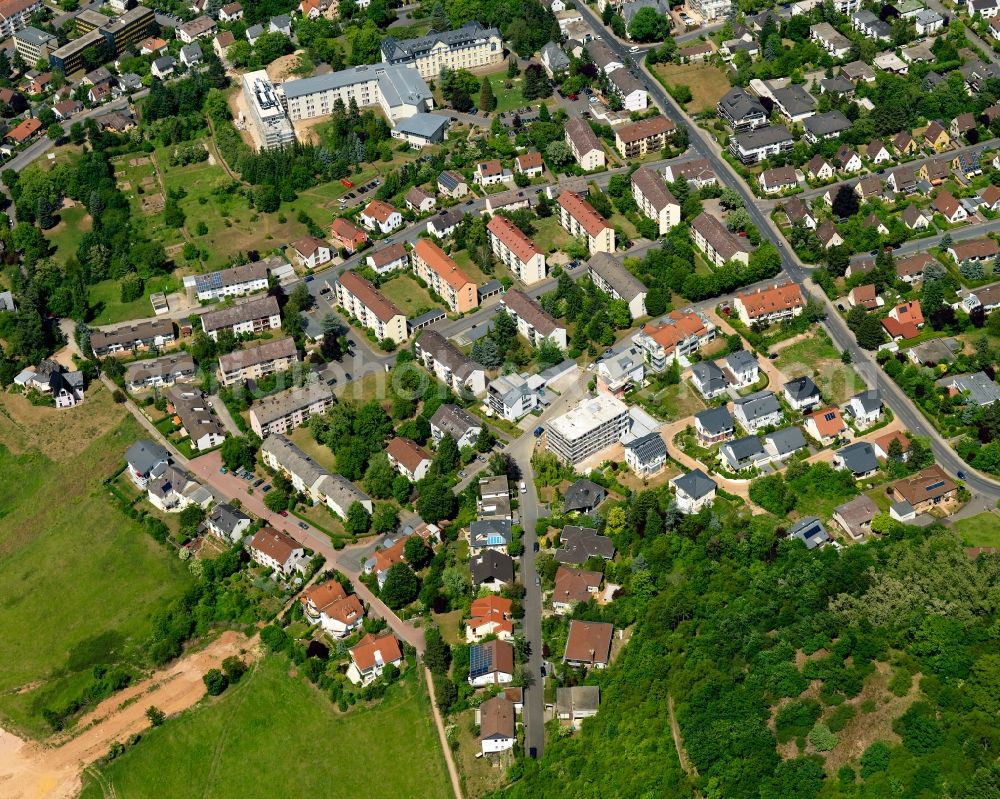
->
[575,1,1000,504]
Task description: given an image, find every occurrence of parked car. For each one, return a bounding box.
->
[298,521,309,530]
[280,510,288,517]
[261,484,272,493]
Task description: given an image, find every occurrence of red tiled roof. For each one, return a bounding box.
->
[736,282,804,319]
[516,151,543,170]
[563,620,613,666]
[368,242,407,268]
[6,117,41,143]
[250,526,300,564]
[553,566,602,605]
[806,407,846,438]
[557,191,611,237]
[645,310,708,356]
[330,217,367,245]
[615,115,675,144]
[413,239,474,291]
[350,632,402,671]
[487,214,542,265]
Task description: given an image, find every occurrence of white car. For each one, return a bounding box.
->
[629,45,640,53]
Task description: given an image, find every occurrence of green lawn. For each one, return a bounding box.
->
[79,657,453,799]
[0,395,194,737]
[953,512,1000,547]
[380,272,437,316]
[45,204,92,255]
[533,215,572,255]
[88,274,180,325]
[488,72,527,113]
[774,333,865,404]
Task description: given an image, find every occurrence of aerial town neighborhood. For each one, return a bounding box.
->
[0,0,999,797]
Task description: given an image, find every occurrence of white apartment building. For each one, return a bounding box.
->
[249,382,335,438]
[488,372,542,421]
[380,22,503,81]
[335,270,408,344]
[486,214,547,285]
[687,0,732,20]
[0,0,44,40]
[500,289,568,349]
[183,257,275,302]
[200,295,282,341]
[631,165,680,236]
[564,117,606,171]
[414,330,487,397]
[217,336,299,386]
[261,434,373,519]
[587,252,647,319]
[546,393,631,465]
[279,63,433,124]
[241,70,296,150]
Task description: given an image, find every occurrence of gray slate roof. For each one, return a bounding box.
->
[692,360,727,394]
[471,549,515,586]
[208,502,250,536]
[624,431,666,465]
[836,441,879,476]
[673,469,717,500]
[764,426,806,456]
[126,439,170,476]
[564,479,607,512]
[555,525,616,564]
[696,405,734,435]
[735,390,781,421]
[588,252,647,302]
[784,375,820,402]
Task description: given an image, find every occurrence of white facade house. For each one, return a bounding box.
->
[671,469,717,513]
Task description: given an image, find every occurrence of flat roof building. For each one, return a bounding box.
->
[546,393,630,465]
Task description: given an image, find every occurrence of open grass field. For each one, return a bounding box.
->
[774,333,866,405]
[450,248,496,286]
[87,274,180,325]
[0,388,194,738]
[952,511,1000,547]
[651,62,733,114]
[380,272,438,316]
[288,426,337,472]
[45,204,91,256]
[79,656,453,799]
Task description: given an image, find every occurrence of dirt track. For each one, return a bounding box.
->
[0,631,254,799]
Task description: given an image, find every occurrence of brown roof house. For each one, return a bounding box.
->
[478,695,516,754]
[249,527,306,577]
[888,464,957,516]
[832,495,879,540]
[385,437,432,482]
[551,566,603,615]
[563,620,614,669]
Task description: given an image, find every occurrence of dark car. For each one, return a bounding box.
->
[261,484,272,493]
[298,521,309,530]
[344,372,352,379]
[326,377,337,385]
[304,275,314,283]
[465,199,474,205]
[957,470,967,480]
[253,478,264,487]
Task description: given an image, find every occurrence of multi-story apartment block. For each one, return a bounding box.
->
[500,289,568,349]
[278,63,433,124]
[217,337,299,386]
[488,372,541,421]
[564,117,606,171]
[242,70,296,150]
[414,330,487,397]
[486,215,547,285]
[690,212,754,267]
[631,310,716,370]
[729,125,794,164]
[261,434,372,519]
[631,165,680,236]
[733,283,805,326]
[91,319,175,357]
[0,0,43,40]
[380,22,503,81]
[613,116,675,159]
[200,295,282,341]
[412,239,478,313]
[546,393,631,465]
[587,252,648,319]
[249,382,335,437]
[687,0,732,20]
[125,353,196,391]
[335,270,407,344]
[557,191,615,254]
[183,257,276,302]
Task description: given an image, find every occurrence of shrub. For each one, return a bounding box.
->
[808,721,837,751]
[775,698,822,742]
[203,668,228,696]
[859,741,891,778]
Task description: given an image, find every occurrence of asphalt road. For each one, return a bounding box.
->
[573,3,1000,504]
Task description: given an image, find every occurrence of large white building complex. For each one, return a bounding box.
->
[546,394,631,465]
[242,64,434,150]
[242,70,296,150]
[281,63,433,123]
[380,22,503,80]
